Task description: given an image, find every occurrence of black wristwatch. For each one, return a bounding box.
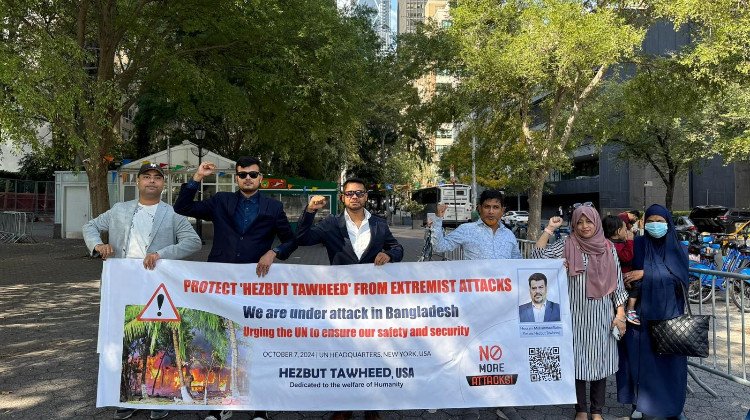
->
[272,246,282,255]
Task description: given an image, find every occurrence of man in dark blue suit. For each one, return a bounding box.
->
[519,272,561,323]
[174,156,296,420]
[296,178,403,420]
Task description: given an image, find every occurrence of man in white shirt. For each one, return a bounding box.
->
[82,163,201,419]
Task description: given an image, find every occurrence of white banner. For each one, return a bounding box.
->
[97,258,575,411]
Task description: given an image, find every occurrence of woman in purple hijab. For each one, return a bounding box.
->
[616,204,689,420]
[534,206,628,420]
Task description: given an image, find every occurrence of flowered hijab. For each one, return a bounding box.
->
[564,206,617,299]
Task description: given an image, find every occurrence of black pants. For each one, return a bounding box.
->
[575,378,606,414]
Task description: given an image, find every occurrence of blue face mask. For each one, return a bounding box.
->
[645,221,669,238]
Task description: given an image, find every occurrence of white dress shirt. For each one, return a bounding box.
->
[344,209,372,260]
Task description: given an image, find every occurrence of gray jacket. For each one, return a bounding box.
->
[82,200,201,260]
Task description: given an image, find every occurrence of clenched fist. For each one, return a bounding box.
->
[193,161,216,182]
[547,216,564,229]
[306,195,327,213]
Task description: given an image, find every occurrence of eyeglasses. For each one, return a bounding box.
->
[140,175,163,181]
[573,202,594,209]
[236,171,260,179]
[343,190,367,198]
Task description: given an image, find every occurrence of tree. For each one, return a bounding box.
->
[446,0,643,238]
[0,0,246,218]
[655,0,750,84]
[581,58,744,210]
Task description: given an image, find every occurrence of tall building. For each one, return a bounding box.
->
[341,0,392,50]
[412,0,457,186]
[397,0,427,34]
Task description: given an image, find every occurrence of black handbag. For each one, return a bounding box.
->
[648,282,711,358]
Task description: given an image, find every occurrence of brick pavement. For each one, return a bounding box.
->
[0,223,748,420]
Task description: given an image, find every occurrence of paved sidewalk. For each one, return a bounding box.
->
[0,224,748,419]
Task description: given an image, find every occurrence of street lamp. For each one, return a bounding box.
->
[643,180,653,215]
[192,128,207,243]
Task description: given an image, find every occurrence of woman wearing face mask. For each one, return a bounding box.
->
[534,207,628,420]
[616,204,689,420]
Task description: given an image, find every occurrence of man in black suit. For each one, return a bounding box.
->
[175,156,296,420]
[296,178,403,266]
[296,178,403,420]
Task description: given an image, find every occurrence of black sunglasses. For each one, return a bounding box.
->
[236,171,260,179]
[343,190,367,198]
[573,202,594,209]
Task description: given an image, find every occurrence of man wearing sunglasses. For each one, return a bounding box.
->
[175,156,296,420]
[296,177,403,420]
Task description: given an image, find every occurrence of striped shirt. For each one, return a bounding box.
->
[532,238,628,381]
[430,218,522,260]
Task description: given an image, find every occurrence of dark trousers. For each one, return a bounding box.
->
[575,378,606,414]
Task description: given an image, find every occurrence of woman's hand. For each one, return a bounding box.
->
[623,269,643,286]
[613,306,627,335]
[612,316,627,335]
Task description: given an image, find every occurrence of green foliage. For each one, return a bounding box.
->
[655,0,750,84]
[434,0,643,236]
[580,57,750,208]
[0,0,425,215]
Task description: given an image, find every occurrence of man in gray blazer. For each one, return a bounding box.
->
[83,163,201,419]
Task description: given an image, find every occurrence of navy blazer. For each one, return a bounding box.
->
[174,185,296,263]
[296,209,403,265]
[518,300,561,323]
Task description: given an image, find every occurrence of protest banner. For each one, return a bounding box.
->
[97,258,574,411]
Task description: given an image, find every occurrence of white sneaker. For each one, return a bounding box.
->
[205,411,233,420]
[631,409,643,419]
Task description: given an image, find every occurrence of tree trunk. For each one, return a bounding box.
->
[665,172,676,211]
[171,327,194,402]
[526,170,547,241]
[85,149,112,219]
[225,318,240,397]
[140,345,149,399]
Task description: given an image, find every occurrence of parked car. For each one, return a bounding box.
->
[688,205,729,234]
[721,220,750,247]
[674,216,698,241]
[719,208,750,232]
[502,210,529,224]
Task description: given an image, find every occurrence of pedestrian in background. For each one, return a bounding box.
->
[83,163,202,420]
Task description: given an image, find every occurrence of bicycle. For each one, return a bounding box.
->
[688,238,750,311]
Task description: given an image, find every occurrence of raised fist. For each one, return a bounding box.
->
[436,204,449,218]
[307,195,327,212]
[547,216,564,229]
[193,161,216,181]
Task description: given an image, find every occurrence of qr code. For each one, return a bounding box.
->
[528,346,561,382]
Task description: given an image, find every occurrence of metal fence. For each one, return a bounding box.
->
[0,211,36,243]
[0,178,55,217]
[687,267,750,393]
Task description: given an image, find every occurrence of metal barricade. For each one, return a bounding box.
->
[688,267,750,392]
[0,211,35,243]
[517,239,536,258]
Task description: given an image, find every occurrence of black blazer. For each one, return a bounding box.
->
[296,209,404,265]
[174,185,296,263]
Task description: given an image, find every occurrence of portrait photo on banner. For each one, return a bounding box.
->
[516,269,562,324]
